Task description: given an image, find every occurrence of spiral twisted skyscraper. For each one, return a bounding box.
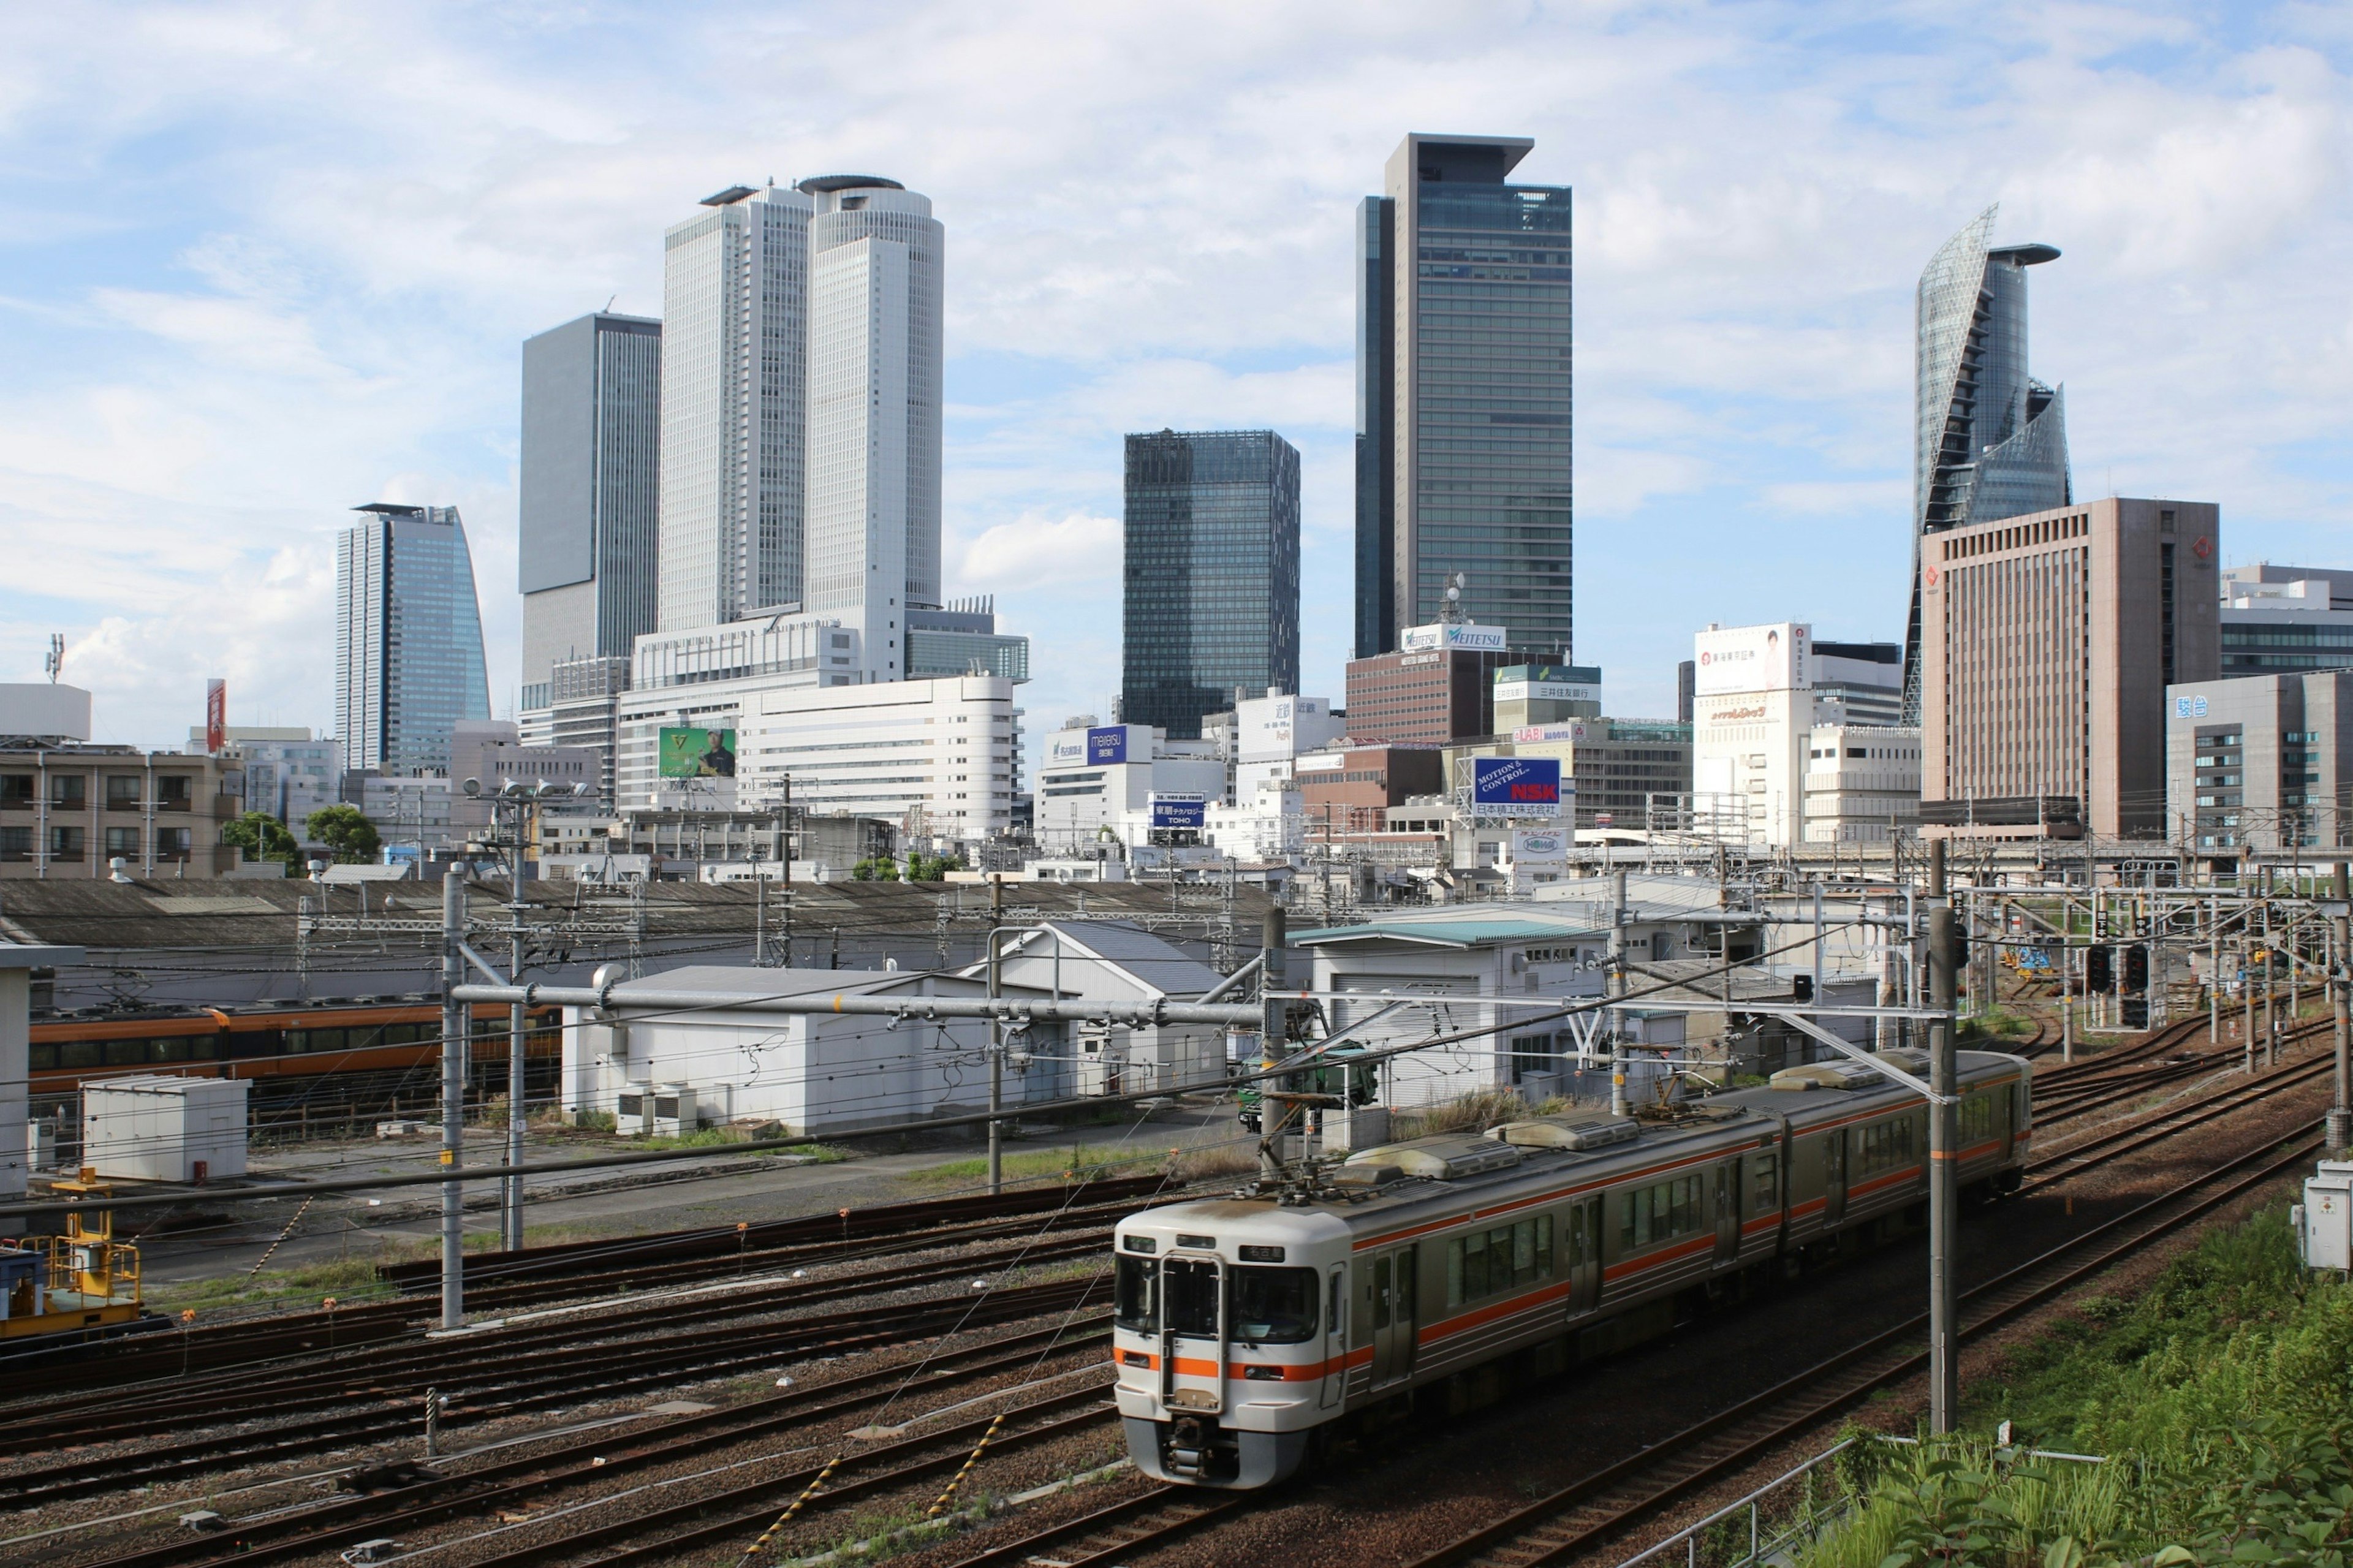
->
[1900,205,2072,722]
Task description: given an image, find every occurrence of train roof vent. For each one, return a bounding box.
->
[1487,1113,1639,1151]
[1769,1059,1888,1091]
[1343,1135,1522,1181]
[1328,1161,1408,1189]
[1874,1048,1930,1075]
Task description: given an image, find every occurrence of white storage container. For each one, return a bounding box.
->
[82,1076,249,1183]
[2300,1160,2353,1270]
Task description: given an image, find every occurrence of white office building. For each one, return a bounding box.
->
[189,727,343,829]
[1692,622,1914,846]
[1033,722,1227,852]
[616,672,1018,844]
[1232,691,1346,801]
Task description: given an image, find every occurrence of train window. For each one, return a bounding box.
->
[1164,1259,1220,1339]
[1960,1094,1996,1142]
[151,1038,191,1062]
[189,1037,219,1060]
[28,1043,56,1072]
[283,1030,309,1053]
[1751,1153,1779,1213]
[289,1029,347,1055]
[1857,1118,1919,1176]
[1621,1175,1702,1251]
[1566,1206,1591,1268]
[1228,1267,1317,1344]
[1445,1215,1553,1308]
[228,1032,281,1059]
[104,1040,146,1066]
[1372,1256,1391,1330]
[1113,1256,1157,1332]
[58,1042,100,1069]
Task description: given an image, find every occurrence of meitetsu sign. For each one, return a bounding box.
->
[1400,622,1509,653]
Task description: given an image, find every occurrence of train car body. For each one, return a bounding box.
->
[29,1002,562,1097]
[1112,1049,2029,1488]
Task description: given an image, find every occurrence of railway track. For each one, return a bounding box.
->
[2023,1050,2336,1193]
[936,1486,1248,1568]
[62,1327,1123,1568]
[0,1178,1189,1396]
[0,1243,1121,1502]
[1391,1124,2327,1568]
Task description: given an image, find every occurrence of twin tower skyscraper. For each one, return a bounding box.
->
[520,175,944,708]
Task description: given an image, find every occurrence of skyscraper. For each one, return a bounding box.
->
[335,504,491,776]
[1900,206,2072,721]
[658,183,810,630]
[1121,429,1301,740]
[1355,133,1573,662]
[518,311,661,708]
[803,175,945,680]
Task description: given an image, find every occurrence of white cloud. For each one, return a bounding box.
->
[955,511,1121,591]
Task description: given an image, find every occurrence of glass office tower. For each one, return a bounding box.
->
[335,504,492,776]
[1355,134,1573,661]
[1122,430,1302,740]
[1900,205,2072,721]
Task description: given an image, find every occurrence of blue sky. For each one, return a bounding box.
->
[4,1,2352,754]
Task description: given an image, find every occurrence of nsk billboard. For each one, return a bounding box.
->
[1471,756,1564,816]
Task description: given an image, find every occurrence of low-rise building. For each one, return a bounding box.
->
[0,746,244,877]
[1802,724,1923,843]
[1032,721,1225,853]
[1295,745,1445,836]
[2219,564,2353,679]
[2165,671,2353,853]
[961,920,1227,1097]
[189,727,343,831]
[1493,664,1602,732]
[1483,719,1693,831]
[1343,623,1515,745]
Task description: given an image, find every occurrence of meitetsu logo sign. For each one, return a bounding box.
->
[1400,622,1509,653]
[1087,726,1131,765]
[1472,756,1563,816]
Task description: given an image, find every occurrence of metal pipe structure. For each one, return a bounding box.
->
[2336,865,2351,1152]
[1609,869,1630,1118]
[438,868,466,1330]
[1927,841,1958,1434]
[1260,906,1287,1179]
[449,983,1269,1029]
[987,874,1005,1195]
[506,882,526,1254]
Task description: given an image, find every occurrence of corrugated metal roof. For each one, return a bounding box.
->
[1021,920,1226,999]
[1292,916,1605,949]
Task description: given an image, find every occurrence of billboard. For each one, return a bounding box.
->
[1514,722,1590,744]
[1495,678,1601,705]
[1509,828,1569,863]
[1471,756,1563,816]
[1400,621,1510,654]
[1047,729,1087,766]
[1086,725,1131,765]
[1692,623,1809,697]
[658,727,738,778]
[1150,794,1208,829]
[204,679,226,755]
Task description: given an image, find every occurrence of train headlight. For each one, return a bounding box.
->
[1121,1351,1151,1367]
[1241,1365,1284,1382]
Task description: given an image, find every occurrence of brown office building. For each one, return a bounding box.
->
[1343,646,1513,744]
[0,747,244,877]
[1920,496,2219,839]
[1295,746,1446,836]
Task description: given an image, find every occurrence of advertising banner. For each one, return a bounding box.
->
[204,679,225,755]
[1692,623,1809,697]
[1086,725,1130,765]
[1150,795,1208,830]
[1400,621,1510,654]
[1509,828,1569,863]
[1471,756,1564,816]
[658,727,738,778]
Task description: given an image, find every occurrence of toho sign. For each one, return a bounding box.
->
[658,727,738,778]
[1150,794,1208,829]
[1400,622,1509,653]
[1471,756,1563,816]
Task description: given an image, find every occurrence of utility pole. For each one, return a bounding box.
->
[1260,906,1288,1179]
[2335,862,2351,1152]
[1608,869,1629,1118]
[1927,839,1958,1435]
[504,828,527,1254]
[781,775,794,966]
[986,873,1004,1195]
[439,867,466,1330]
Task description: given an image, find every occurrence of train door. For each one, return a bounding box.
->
[1823,1129,1848,1224]
[1159,1252,1224,1416]
[1714,1163,1740,1263]
[1566,1199,1602,1316]
[1364,1246,1418,1388]
[1319,1263,1347,1409]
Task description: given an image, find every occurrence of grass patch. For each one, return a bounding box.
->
[1800,1207,2353,1566]
[894,1145,1163,1191]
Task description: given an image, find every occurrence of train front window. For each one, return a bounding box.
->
[1114,1256,1157,1331]
[1164,1258,1221,1339]
[1228,1266,1317,1345]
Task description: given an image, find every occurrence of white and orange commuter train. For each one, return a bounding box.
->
[1111,1047,2031,1487]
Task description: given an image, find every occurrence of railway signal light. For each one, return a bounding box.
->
[2087,945,2113,993]
[2124,945,2150,992]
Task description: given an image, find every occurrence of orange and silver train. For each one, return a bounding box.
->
[30,999,563,1097]
[1112,1048,2030,1487]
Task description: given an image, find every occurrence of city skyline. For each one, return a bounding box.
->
[4,6,2349,757]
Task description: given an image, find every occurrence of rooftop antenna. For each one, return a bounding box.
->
[604,294,616,312]
[43,634,63,684]
[1441,572,1468,626]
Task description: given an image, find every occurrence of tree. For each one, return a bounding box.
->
[852,856,900,882]
[221,811,298,874]
[306,805,382,865]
